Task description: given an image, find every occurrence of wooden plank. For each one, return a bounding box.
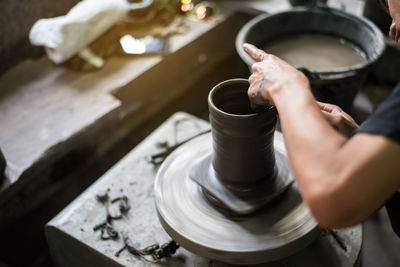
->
[0,13,219,188]
[0,6,252,227]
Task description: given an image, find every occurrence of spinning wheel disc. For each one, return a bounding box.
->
[154,132,319,265]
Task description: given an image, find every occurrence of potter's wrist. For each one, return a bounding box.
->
[269,80,310,105]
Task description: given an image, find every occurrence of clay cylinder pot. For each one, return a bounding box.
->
[208,79,277,191]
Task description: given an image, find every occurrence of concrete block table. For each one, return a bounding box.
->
[46,112,362,267]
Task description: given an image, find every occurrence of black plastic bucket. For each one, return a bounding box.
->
[236,6,385,112]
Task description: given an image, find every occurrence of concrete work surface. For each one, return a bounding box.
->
[46,112,363,267]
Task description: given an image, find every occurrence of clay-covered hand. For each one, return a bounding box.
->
[390,21,400,47]
[317,101,359,137]
[243,43,309,106]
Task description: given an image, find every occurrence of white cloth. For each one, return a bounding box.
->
[29,0,130,64]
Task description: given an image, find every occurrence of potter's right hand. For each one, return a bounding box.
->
[243,43,309,106]
[317,101,359,137]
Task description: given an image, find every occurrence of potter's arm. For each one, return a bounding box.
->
[243,43,400,229]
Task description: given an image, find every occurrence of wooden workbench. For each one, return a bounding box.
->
[0,2,256,228]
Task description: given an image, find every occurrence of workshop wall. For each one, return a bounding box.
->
[0,0,80,75]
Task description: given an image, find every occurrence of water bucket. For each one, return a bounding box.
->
[236,5,385,112]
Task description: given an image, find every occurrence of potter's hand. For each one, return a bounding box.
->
[390,21,400,46]
[243,43,309,106]
[317,101,359,137]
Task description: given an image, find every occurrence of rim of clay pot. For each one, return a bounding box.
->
[208,78,275,119]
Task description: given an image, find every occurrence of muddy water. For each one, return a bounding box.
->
[263,34,368,71]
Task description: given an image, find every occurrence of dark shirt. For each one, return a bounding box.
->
[357,82,400,237]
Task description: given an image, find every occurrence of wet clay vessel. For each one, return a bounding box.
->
[190,79,292,214]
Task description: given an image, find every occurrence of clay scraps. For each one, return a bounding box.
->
[93,190,131,240]
[115,233,180,263]
[93,189,180,262]
[148,118,211,165]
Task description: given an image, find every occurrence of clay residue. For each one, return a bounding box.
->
[263,33,367,71]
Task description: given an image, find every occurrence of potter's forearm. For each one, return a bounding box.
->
[243,43,400,228]
[271,86,400,228]
[271,84,347,203]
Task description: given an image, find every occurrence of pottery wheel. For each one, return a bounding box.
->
[154,132,320,265]
[189,147,292,215]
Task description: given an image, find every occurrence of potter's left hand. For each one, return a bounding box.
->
[317,101,359,137]
[243,43,309,106]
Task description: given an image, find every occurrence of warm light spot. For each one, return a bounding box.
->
[181,3,193,12]
[181,0,192,4]
[195,6,207,20]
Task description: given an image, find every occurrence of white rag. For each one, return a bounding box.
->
[29,0,130,64]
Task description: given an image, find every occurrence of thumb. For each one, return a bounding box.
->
[243,43,268,62]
